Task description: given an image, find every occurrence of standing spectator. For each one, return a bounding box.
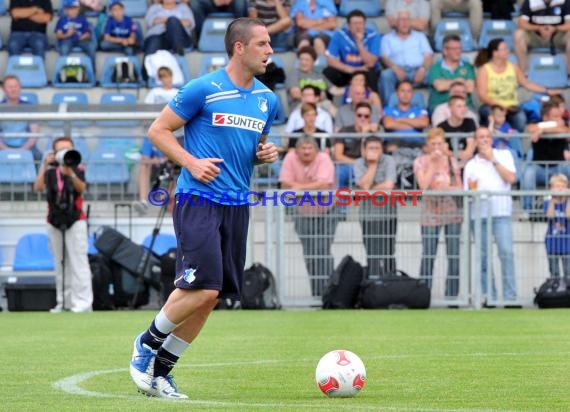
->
[385,0,430,32]
[54,0,97,66]
[279,136,338,296]
[248,0,292,51]
[430,0,482,40]
[335,84,381,131]
[285,85,334,133]
[33,136,93,313]
[0,75,41,162]
[353,136,398,277]
[286,46,331,107]
[427,34,475,113]
[464,127,517,303]
[489,104,524,182]
[379,10,433,105]
[289,0,337,57]
[514,0,570,77]
[413,127,463,296]
[145,0,195,55]
[544,174,570,280]
[191,0,248,43]
[8,0,53,59]
[99,0,139,55]
[322,9,382,93]
[431,81,478,127]
[437,95,477,162]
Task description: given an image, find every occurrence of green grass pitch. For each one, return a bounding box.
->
[2,309,570,411]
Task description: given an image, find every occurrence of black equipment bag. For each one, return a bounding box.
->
[90,254,115,310]
[534,277,570,308]
[159,247,177,304]
[359,270,431,309]
[240,263,281,309]
[322,255,364,309]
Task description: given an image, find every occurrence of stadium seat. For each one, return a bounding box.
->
[52,55,96,88]
[142,233,177,256]
[85,148,130,185]
[0,0,6,15]
[433,20,475,52]
[198,54,228,76]
[121,0,147,17]
[97,92,138,127]
[478,20,516,51]
[96,136,138,153]
[387,91,426,109]
[100,56,145,89]
[49,92,90,127]
[13,233,55,271]
[273,93,287,125]
[0,149,37,184]
[4,55,48,88]
[528,55,568,89]
[338,0,382,17]
[198,18,232,52]
[20,92,39,104]
[147,55,191,88]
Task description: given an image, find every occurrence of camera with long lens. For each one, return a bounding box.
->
[55,149,82,167]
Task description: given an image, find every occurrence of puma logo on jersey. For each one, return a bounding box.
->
[211,81,223,91]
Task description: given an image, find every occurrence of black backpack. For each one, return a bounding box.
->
[112,60,139,84]
[534,277,570,308]
[240,263,281,309]
[322,255,364,309]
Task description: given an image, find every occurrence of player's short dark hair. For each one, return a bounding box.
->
[225,17,266,58]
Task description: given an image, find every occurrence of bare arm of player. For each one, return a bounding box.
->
[148,106,224,183]
[256,134,279,164]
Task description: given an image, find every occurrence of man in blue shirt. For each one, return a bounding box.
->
[54,0,96,66]
[100,0,138,55]
[129,18,279,399]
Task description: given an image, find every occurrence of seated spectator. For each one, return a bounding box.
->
[279,136,339,296]
[248,0,292,51]
[353,136,398,276]
[322,9,382,93]
[514,0,570,78]
[191,0,248,43]
[55,0,97,67]
[288,102,331,153]
[99,0,138,56]
[431,81,478,126]
[437,96,477,162]
[8,0,53,59]
[342,71,383,115]
[0,75,41,161]
[144,67,180,104]
[475,38,559,133]
[430,0,482,40]
[385,0,430,32]
[286,46,331,108]
[335,84,381,131]
[145,0,195,55]
[427,34,475,113]
[521,100,570,214]
[379,10,433,105]
[290,0,338,57]
[285,85,334,134]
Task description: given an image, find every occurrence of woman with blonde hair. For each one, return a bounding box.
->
[413,127,463,297]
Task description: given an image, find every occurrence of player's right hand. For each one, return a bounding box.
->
[188,158,223,183]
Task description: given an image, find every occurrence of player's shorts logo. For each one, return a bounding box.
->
[212,113,265,132]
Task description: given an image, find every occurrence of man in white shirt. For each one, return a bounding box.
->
[463,127,517,304]
[285,85,333,133]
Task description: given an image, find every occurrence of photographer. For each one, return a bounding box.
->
[33,136,93,313]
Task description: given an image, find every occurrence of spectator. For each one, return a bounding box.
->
[99,0,139,55]
[191,0,248,43]
[427,34,475,113]
[285,85,334,133]
[353,136,398,277]
[379,10,433,105]
[335,83,381,131]
[322,9,382,93]
[385,0,430,32]
[289,0,337,56]
[341,71,383,115]
[8,0,53,59]
[550,94,570,125]
[279,136,339,296]
[288,102,331,153]
[475,38,559,132]
[144,67,180,104]
[431,81,478,127]
[54,0,97,66]
[145,0,195,55]
[335,102,377,188]
[413,127,463,296]
[544,173,570,280]
[514,0,570,78]
[0,75,41,162]
[464,127,517,304]
[248,0,292,51]
[430,0,482,40]
[286,46,331,107]
[521,100,570,214]
[489,104,524,181]
[437,95,477,162]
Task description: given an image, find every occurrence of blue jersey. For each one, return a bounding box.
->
[169,68,278,205]
[104,15,136,39]
[327,26,381,70]
[544,199,570,255]
[55,15,91,40]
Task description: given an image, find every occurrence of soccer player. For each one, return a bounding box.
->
[129,17,279,399]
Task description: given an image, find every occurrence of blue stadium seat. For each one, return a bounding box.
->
[52,55,96,88]
[86,148,130,184]
[338,0,382,17]
[478,20,516,51]
[273,93,287,125]
[528,55,568,89]
[198,18,232,52]
[121,0,147,17]
[387,91,426,110]
[100,56,145,89]
[4,55,48,88]
[96,136,138,153]
[198,54,228,76]
[433,20,475,52]
[147,55,191,88]
[0,149,37,184]
[97,92,138,127]
[20,92,39,104]
[142,233,177,256]
[49,92,90,127]
[0,0,6,15]
[13,233,55,271]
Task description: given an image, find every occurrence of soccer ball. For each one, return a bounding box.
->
[315,349,366,398]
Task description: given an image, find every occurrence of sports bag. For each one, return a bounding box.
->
[322,255,364,309]
[59,64,88,83]
[240,263,281,309]
[359,270,431,309]
[534,277,570,308]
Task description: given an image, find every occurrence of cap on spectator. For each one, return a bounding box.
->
[109,0,124,8]
[64,0,80,7]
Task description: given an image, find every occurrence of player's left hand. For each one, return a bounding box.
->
[256,142,279,164]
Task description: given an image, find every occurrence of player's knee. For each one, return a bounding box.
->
[194,289,220,308]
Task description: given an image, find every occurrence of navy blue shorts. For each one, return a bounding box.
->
[173,194,249,299]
